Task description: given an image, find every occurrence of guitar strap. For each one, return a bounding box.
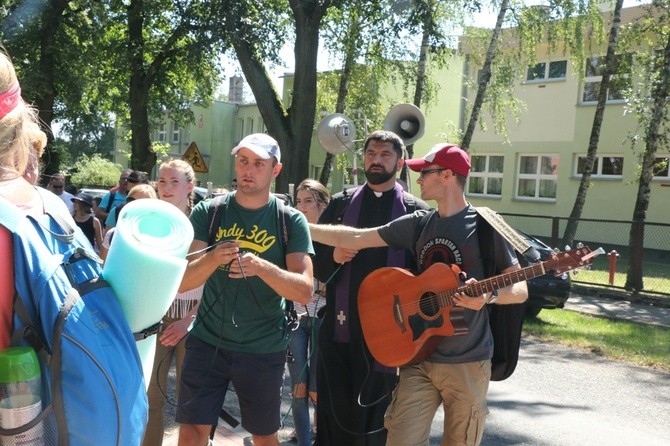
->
[475,207,540,262]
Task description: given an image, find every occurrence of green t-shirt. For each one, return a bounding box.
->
[189,193,314,353]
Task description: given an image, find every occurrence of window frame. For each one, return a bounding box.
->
[573,154,624,179]
[526,59,568,83]
[652,156,670,181]
[157,123,166,143]
[171,125,180,144]
[515,154,559,202]
[581,53,632,104]
[466,154,504,198]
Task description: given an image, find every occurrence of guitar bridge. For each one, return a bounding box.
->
[393,295,406,333]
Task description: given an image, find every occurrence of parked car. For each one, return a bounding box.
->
[193,186,209,206]
[516,231,572,317]
[78,188,109,199]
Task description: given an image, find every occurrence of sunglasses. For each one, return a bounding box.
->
[419,168,446,178]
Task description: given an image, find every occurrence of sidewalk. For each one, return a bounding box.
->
[564,293,670,328]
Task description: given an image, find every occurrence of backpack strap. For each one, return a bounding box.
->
[207,194,227,249]
[0,195,23,232]
[104,190,116,214]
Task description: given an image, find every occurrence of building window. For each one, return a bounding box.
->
[237,119,245,141]
[652,156,669,180]
[526,60,567,82]
[467,154,504,196]
[516,155,559,200]
[582,53,632,102]
[247,118,254,135]
[574,155,624,178]
[157,123,166,143]
[172,125,180,144]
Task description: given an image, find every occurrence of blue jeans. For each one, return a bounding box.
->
[288,315,321,446]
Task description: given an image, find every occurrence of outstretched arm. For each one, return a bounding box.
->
[309,223,388,250]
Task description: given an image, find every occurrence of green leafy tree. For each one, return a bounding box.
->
[2,0,111,176]
[104,0,224,174]
[317,0,394,185]
[621,1,670,291]
[215,0,345,192]
[69,153,122,188]
[562,0,625,248]
[460,0,604,149]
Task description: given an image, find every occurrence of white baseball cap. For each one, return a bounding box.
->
[231,133,281,163]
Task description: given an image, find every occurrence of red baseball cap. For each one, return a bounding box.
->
[405,144,471,177]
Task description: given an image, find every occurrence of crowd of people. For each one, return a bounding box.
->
[2,43,528,446]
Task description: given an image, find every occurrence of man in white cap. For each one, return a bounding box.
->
[308,143,527,446]
[176,133,314,446]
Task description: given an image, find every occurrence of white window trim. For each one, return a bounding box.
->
[652,155,670,182]
[572,154,624,180]
[466,154,504,198]
[581,54,631,104]
[515,154,559,202]
[171,126,180,144]
[525,59,568,84]
[157,123,166,143]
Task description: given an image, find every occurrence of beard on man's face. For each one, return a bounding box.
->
[365,164,397,185]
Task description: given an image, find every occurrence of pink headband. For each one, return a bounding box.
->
[0,81,22,120]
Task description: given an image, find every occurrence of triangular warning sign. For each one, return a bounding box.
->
[182,141,208,173]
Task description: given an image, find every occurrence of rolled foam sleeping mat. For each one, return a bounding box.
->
[102,199,194,385]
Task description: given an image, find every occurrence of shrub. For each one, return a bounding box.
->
[69,154,122,188]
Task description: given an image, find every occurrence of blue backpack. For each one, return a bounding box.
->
[0,189,147,446]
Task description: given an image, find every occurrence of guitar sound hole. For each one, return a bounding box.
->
[419,292,440,317]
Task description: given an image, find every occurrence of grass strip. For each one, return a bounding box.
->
[523,309,670,371]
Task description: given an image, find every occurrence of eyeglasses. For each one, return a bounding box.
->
[419,168,446,179]
[51,185,64,190]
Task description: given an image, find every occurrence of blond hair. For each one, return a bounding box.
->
[127,184,157,200]
[0,50,41,176]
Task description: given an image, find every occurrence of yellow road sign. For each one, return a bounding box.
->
[182,141,208,173]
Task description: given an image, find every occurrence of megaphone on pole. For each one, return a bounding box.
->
[383,103,425,146]
[316,113,357,154]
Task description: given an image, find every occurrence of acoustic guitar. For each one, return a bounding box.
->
[358,245,602,367]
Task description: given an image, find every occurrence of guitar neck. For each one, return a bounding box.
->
[433,246,598,308]
[438,263,547,306]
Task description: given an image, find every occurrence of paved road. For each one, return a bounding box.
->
[476,338,669,445]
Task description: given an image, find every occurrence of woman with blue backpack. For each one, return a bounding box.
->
[0,48,148,446]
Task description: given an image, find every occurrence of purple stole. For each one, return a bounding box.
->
[333,182,408,352]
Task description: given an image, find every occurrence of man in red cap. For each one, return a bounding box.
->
[308,143,528,446]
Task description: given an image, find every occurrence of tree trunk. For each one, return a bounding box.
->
[625,27,670,291]
[460,0,509,151]
[400,20,431,184]
[127,0,156,173]
[236,1,329,193]
[35,0,70,178]
[562,0,624,248]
